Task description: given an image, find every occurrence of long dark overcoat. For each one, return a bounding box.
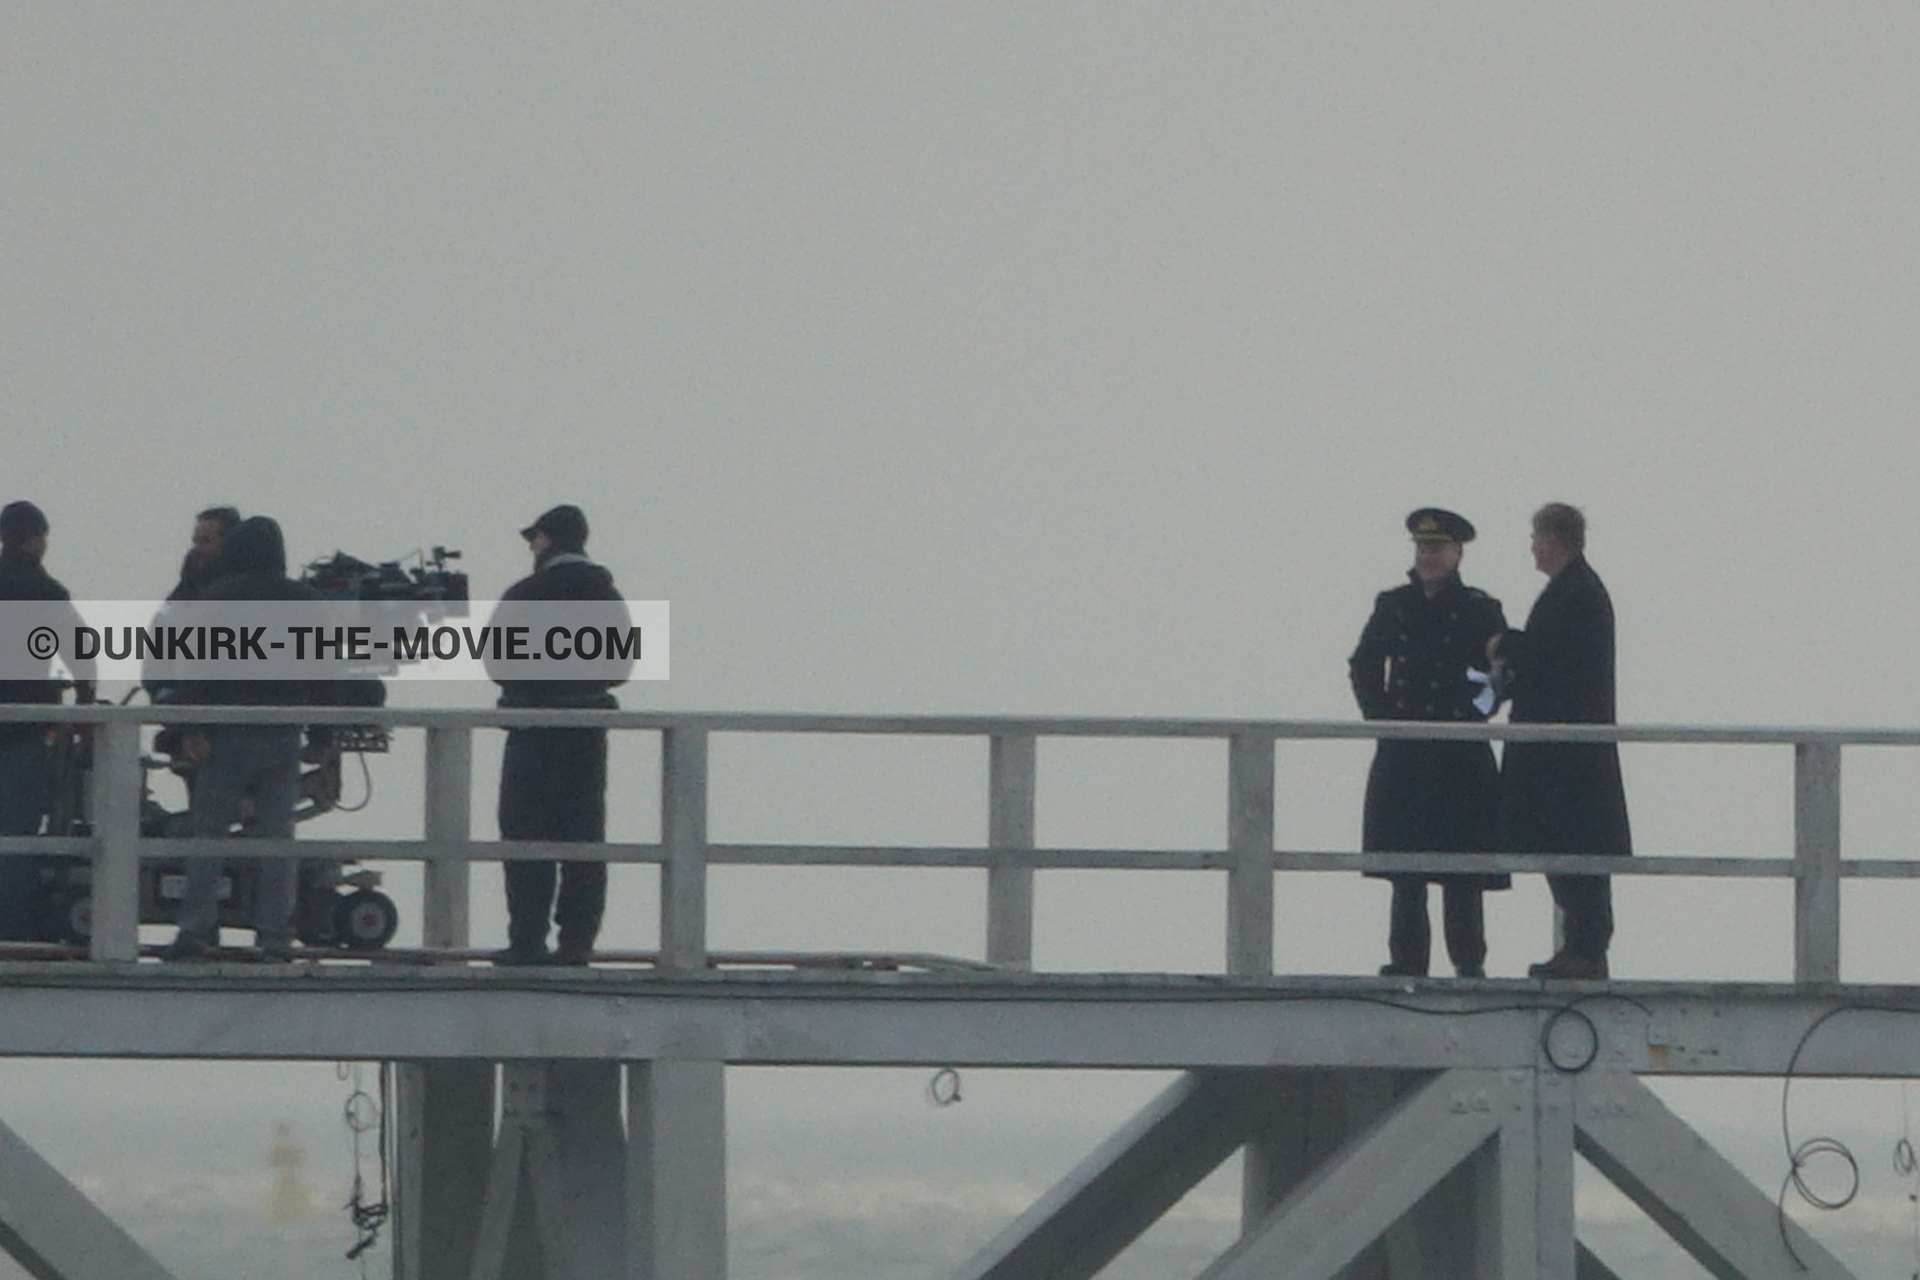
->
[1496,555,1632,856]
[1349,572,1509,890]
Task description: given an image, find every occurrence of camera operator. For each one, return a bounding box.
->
[148,506,242,757]
[162,515,337,962]
[0,501,94,941]
[487,505,630,967]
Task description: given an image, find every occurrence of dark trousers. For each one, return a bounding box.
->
[499,726,608,951]
[0,731,50,940]
[1547,874,1613,960]
[178,726,302,945]
[1388,880,1486,974]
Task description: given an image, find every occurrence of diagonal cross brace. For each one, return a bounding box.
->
[0,1115,178,1280]
[1576,1241,1627,1280]
[953,1070,1280,1280]
[1198,1069,1505,1280]
[1574,1073,1857,1280]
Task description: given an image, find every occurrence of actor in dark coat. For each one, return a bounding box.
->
[1350,508,1508,978]
[1494,502,1631,981]
[0,501,93,941]
[488,504,631,966]
[163,515,337,960]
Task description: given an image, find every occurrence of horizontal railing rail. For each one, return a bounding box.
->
[0,705,1887,981]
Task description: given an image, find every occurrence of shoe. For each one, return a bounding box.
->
[552,944,593,968]
[161,933,214,962]
[490,944,552,967]
[253,937,298,963]
[1527,951,1608,981]
[1378,963,1427,978]
[1455,964,1486,979]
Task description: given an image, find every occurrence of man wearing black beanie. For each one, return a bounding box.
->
[490,505,630,966]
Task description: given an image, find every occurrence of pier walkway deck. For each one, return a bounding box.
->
[0,705,1914,1279]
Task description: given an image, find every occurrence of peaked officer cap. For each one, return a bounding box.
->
[1406,508,1475,544]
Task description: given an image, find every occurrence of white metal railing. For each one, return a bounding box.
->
[0,705,1888,981]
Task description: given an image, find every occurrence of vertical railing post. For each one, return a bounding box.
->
[660,724,709,970]
[1794,738,1842,984]
[88,715,142,962]
[422,724,472,951]
[1227,733,1275,977]
[987,732,1036,970]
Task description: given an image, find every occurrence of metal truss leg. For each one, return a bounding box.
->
[466,1062,629,1280]
[627,1061,726,1280]
[394,1060,495,1280]
[1520,1068,1577,1280]
[1575,1242,1626,1280]
[956,1070,1278,1280]
[0,1113,178,1280]
[1241,1069,1432,1280]
[467,1065,543,1280]
[545,1063,626,1280]
[1573,1072,1858,1280]
[1199,1069,1510,1280]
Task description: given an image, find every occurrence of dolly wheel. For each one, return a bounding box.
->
[59,896,92,947]
[333,890,399,950]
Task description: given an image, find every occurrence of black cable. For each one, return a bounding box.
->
[1540,1004,1601,1074]
[926,1066,963,1106]
[1775,1004,1879,1269]
[342,1064,390,1267]
[332,752,374,814]
[1896,1089,1920,1280]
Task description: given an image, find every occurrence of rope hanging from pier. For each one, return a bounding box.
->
[338,1061,392,1272]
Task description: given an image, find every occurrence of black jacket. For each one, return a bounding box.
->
[184,517,340,715]
[1496,556,1632,856]
[165,550,222,604]
[491,551,629,710]
[0,549,93,710]
[1350,573,1508,886]
[1498,555,1617,726]
[1349,573,1506,722]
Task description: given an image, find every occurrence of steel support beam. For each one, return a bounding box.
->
[1200,1069,1504,1280]
[0,1113,177,1280]
[1530,1069,1578,1280]
[627,1061,725,1280]
[468,1064,559,1280]
[545,1062,626,1280]
[395,1060,495,1280]
[957,1071,1272,1280]
[12,978,1920,1074]
[1240,1070,1428,1278]
[1573,1072,1856,1279]
[1575,1243,1626,1280]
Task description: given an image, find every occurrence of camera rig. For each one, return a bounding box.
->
[300,545,468,614]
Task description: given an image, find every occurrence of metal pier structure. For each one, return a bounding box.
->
[0,705,1914,1279]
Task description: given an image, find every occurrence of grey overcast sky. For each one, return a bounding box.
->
[8,3,1920,971]
[11,1,1920,969]
[10,4,1920,726]
[6,8,1920,1272]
